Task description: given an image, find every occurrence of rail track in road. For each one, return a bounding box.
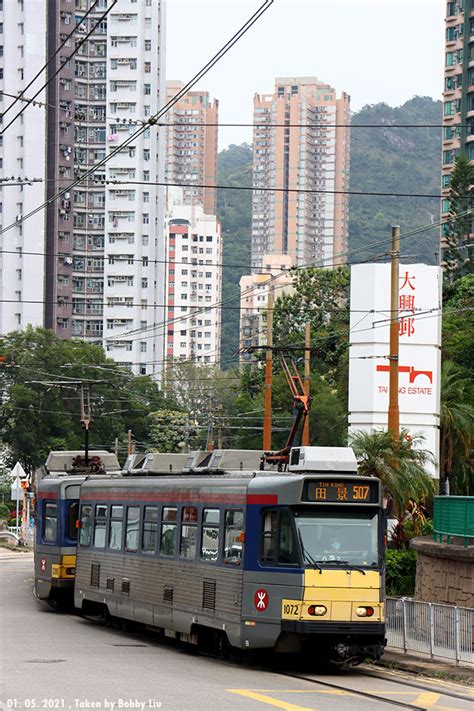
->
[272,665,473,710]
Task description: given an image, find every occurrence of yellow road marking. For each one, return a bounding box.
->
[227,689,315,710]
[413,692,440,708]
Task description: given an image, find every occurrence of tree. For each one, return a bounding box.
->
[442,273,474,377]
[443,154,474,281]
[439,361,474,496]
[0,327,166,470]
[273,266,350,392]
[148,410,197,453]
[349,429,435,517]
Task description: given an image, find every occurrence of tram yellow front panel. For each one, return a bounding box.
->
[51,555,76,579]
[281,569,384,622]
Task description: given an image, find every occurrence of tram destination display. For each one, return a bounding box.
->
[303,479,378,503]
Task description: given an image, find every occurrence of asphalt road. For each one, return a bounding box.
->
[1,549,473,711]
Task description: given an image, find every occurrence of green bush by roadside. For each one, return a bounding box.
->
[386,549,417,596]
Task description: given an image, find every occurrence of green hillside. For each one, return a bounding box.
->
[217,97,443,366]
[349,96,442,261]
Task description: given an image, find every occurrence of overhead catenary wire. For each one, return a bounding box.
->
[1,0,101,119]
[1,0,118,135]
[0,0,275,237]
[98,210,471,345]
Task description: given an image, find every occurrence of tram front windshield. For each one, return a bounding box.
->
[294,510,379,567]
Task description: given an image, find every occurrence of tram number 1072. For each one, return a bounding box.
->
[282,602,300,616]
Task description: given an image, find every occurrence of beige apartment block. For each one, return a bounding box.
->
[441,0,474,260]
[251,77,350,270]
[239,254,294,365]
[165,81,218,215]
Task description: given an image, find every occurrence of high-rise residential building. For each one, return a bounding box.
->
[251,77,350,270]
[3,0,168,377]
[0,0,47,334]
[165,81,218,215]
[102,0,166,377]
[441,0,474,259]
[239,254,294,366]
[164,190,222,365]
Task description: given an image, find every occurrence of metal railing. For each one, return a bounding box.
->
[433,496,474,547]
[386,597,474,666]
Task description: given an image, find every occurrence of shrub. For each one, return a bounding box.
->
[0,503,10,519]
[385,549,417,596]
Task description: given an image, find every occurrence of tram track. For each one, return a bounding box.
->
[273,664,473,710]
[275,671,428,710]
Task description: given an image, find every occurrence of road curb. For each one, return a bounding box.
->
[372,650,474,685]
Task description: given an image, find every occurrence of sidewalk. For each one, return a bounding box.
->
[373,649,474,685]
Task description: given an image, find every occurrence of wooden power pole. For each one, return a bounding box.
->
[302,322,311,446]
[388,225,400,439]
[263,286,274,451]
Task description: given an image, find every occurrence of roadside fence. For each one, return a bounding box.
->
[386,596,474,666]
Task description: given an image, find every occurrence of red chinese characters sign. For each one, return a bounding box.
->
[399,271,416,337]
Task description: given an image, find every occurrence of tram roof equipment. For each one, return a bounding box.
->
[288,446,358,474]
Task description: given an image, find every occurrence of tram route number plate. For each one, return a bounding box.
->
[304,479,378,503]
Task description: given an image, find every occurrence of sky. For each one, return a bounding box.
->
[166,0,446,149]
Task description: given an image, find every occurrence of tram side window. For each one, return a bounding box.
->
[68,502,79,540]
[125,506,140,552]
[93,504,107,549]
[180,506,198,560]
[160,507,177,556]
[223,510,244,566]
[79,504,92,547]
[142,506,158,553]
[109,505,123,551]
[261,509,299,566]
[201,508,220,562]
[261,510,278,564]
[43,502,57,544]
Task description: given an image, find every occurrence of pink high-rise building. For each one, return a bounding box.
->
[165,81,218,215]
[251,77,350,269]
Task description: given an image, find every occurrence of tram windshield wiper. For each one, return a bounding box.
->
[297,530,322,573]
[316,560,366,575]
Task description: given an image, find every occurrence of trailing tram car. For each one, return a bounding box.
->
[72,446,386,664]
[34,451,121,607]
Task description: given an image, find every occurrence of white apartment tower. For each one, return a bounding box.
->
[0,0,47,334]
[0,0,167,380]
[103,0,166,377]
[164,193,222,365]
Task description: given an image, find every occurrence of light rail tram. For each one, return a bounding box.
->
[34,446,386,665]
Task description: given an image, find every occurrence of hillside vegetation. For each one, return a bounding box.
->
[217,96,443,364]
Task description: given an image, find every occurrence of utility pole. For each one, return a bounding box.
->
[388,225,400,439]
[127,429,134,456]
[302,322,311,446]
[263,285,274,451]
[80,383,91,466]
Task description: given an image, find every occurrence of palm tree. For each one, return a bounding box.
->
[349,429,435,516]
[440,361,474,495]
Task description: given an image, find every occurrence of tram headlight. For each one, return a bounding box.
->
[356,606,374,617]
[307,605,327,616]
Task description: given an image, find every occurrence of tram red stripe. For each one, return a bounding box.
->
[246,494,278,505]
[37,491,59,499]
[80,491,247,504]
